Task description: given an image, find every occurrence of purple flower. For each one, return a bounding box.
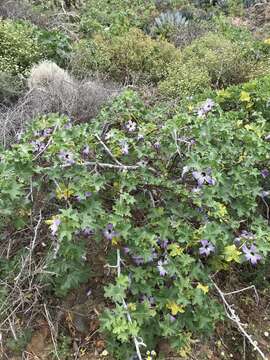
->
[123,246,131,254]
[260,190,270,198]
[119,141,129,155]
[58,150,75,166]
[240,230,254,239]
[169,315,176,322]
[43,128,53,137]
[31,140,46,153]
[103,223,118,241]
[242,244,262,265]
[125,120,137,132]
[132,255,145,265]
[82,146,90,156]
[192,169,216,187]
[234,230,254,246]
[157,237,169,249]
[157,260,167,276]
[64,121,72,129]
[197,99,215,117]
[82,227,93,236]
[153,142,160,149]
[261,169,269,178]
[199,239,215,256]
[50,218,61,236]
[76,191,92,202]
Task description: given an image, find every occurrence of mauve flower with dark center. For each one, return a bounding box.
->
[50,218,61,236]
[197,99,215,117]
[43,128,53,137]
[123,246,130,254]
[199,239,215,256]
[153,141,160,149]
[137,134,144,141]
[192,169,216,187]
[119,141,129,155]
[82,146,90,156]
[132,255,145,265]
[242,244,262,265]
[157,260,167,276]
[31,140,45,153]
[125,120,137,132]
[103,223,118,241]
[261,169,269,178]
[234,230,254,246]
[157,237,169,249]
[76,192,92,202]
[64,121,72,129]
[58,150,75,166]
[82,227,93,236]
[260,190,270,198]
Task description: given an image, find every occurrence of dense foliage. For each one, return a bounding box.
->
[1,0,270,359]
[1,74,270,357]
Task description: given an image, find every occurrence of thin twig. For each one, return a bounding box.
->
[223,285,259,305]
[211,279,267,360]
[95,134,123,166]
[43,304,60,360]
[106,249,146,360]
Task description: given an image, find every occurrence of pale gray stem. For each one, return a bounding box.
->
[211,279,267,360]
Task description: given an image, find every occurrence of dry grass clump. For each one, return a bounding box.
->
[0,61,119,146]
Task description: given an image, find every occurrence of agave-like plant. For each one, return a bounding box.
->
[150,10,190,35]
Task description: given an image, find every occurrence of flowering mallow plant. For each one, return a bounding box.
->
[1,78,270,359]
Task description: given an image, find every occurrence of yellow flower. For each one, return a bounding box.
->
[127,303,137,311]
[240,91,251,102]
[168,243,183,257]
[197,283,209,294]
[56,185,73,200]
[263,38,270,45]
[111,236,120,246]
[167,302,185,315]
[224,245,241,263]
[217,89,231,99]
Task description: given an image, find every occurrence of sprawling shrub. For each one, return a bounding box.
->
[158,61,211,98]
[71,28,180,84]
[1,75,270,357]
[0,19,42,76]
[158,33,254,98]
[0,19,72,78]
[79,0,156,35]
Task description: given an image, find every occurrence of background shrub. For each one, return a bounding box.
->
[0,19,42,76]
[158,32,254,98]
[79,0,156,36]
[71,28,180,83]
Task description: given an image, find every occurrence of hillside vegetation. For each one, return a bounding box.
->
[0,1,270,359]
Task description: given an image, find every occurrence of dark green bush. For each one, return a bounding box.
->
[0,19,42,76]
[158,33,255,98]
[79,0,156,36]
[71,28,180,83]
